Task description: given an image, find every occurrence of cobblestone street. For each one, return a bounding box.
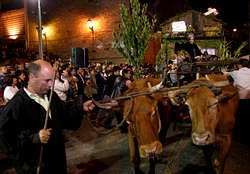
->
[66,118,250,174]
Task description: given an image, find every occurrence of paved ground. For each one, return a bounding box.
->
[65,118,250,174]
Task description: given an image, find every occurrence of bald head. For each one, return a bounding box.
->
[28,60,54,77]
[27,60,55,96]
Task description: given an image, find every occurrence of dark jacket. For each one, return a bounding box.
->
[0,88,84,174]
[75,74,85,96]
[182,42,202,62]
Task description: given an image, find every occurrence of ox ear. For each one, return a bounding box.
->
[217,93,235,103]
[217,95,229,103]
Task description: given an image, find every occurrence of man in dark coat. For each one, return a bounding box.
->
[175,33,202,63]
[0,60,95,174]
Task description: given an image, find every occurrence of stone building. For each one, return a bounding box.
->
[161,10,223,37]
[144,10,224,65]
[0,0,127,64]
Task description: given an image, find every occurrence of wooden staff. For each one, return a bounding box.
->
[36,67,57,174]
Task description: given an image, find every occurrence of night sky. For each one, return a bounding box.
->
[0,0,249,25]
[188,0,249,25]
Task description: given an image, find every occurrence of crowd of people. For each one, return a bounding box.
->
[0,32,249,173]
[0,60,137,106]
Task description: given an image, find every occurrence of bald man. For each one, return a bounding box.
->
[0,60,95,174]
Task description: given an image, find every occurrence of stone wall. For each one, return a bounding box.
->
[0,9,25,39]
[27,0,126,64]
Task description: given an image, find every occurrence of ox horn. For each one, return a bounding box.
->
[205,74,210,80]
[149,81,163,92]
[147,82,152,88]
[205,74,230,87]
[149,69,168,92]
[196,73,200,80]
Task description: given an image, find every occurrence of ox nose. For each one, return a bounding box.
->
[192,132,211,145]
[139,141,163,158]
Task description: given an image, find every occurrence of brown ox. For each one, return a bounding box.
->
[170,74,239,174]
[122,77,173,174]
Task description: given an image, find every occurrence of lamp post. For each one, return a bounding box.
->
[37,0,43,59]
[87,19,95,52]
[43,33,48,55]
[87,18,94,32]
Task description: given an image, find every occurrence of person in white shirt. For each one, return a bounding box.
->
[54,69,69,101]
[3,76,19,103]
[226,59,250,99]
[224,57,250,145]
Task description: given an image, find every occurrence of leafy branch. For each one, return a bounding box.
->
[113,0,156,73]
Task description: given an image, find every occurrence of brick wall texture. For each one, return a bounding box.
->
[28,0,126,64]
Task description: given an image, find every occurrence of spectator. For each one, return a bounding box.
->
[54,70,69,101]
[17,70,28,89]
[224,58,250,145]
[3,76,19,103]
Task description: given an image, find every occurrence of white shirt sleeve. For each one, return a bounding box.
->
[54,78,69,92]
[3,86,18,102]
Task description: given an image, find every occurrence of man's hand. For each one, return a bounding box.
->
[39,128,52,144]
[83,100,95,112]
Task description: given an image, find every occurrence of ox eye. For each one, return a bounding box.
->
[208,100,218,108]
[208,98,218,108]
[208,102,217,108]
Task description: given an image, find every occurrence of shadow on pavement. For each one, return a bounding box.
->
[69,154,122,174]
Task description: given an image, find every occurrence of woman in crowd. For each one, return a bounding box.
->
[17,70,28,88]
[66,67,78,101]
[3,76,19,103]
[54,69,69,101]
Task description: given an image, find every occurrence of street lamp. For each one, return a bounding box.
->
[87,18,94,32]
[42,32,48,55]
[87,19,95,54]
[37,0,44,59]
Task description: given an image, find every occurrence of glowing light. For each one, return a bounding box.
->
[204,8,219,16]
[9,35,18,39]
[233,28,237,32]
[87,19,95,31]
[1,9,24,38]
[171,21,187,32]
[41,25,54,38]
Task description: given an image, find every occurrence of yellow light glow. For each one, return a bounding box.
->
[41,25,54,38]
[84,18,101,32]
[87,19,94,31]
[1,9,24,38]
[93,19,101,31]
[9,35,18,39]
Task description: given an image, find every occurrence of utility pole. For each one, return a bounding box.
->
[37,0,43,59]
